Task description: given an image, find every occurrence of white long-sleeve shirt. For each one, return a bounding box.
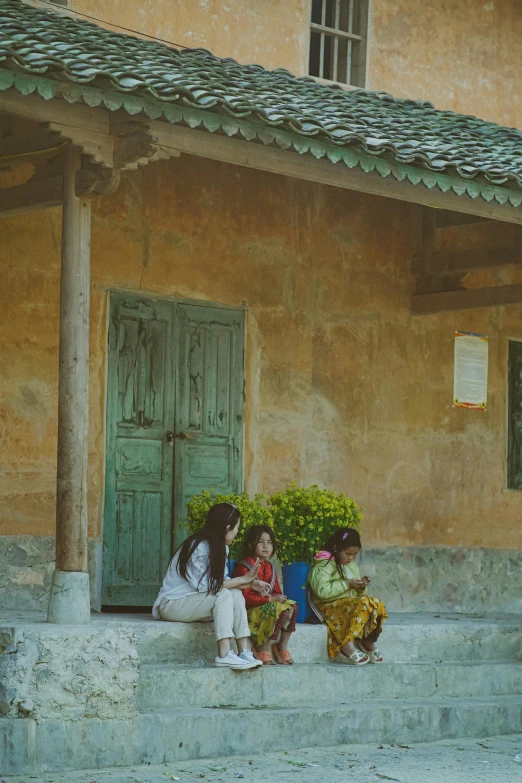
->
[152,541,229,619]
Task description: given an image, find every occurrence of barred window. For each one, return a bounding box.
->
[309,0,370,87]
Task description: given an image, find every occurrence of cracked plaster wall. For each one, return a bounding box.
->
[1,155,522,554]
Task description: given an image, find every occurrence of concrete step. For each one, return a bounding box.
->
[136,660,522,711]
[129,613,522,665]
[2,611,521,665]
[3,695,522,775]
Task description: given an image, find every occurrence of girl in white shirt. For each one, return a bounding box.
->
[153,502,269,670]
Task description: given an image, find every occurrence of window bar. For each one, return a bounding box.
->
[310,23,362,40]
[348,0,355,32]
[319,0,326,79]
[333,0,341,82]
[347,0,354,83]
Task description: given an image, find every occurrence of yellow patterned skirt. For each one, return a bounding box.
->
[247,600,298,647]
[320,594,388,658]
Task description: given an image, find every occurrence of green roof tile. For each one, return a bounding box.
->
[1,0,522,197]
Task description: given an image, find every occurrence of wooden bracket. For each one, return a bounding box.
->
[75,163,121,197]
[110,116,176,169]
[112,120,158,169]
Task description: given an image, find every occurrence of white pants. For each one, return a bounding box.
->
[159,588,250,641]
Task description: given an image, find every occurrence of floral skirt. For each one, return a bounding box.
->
[321,595,388,658]
[247,600,298,646]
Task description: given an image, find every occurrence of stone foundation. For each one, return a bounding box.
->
[0,617,139,721]
[0,536,101,612]
[1,535,521,615]
[1,610,522,724]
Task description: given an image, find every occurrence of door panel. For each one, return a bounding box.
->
[103,296,175,605]
[173,303,244,548]
[103,295,244,604]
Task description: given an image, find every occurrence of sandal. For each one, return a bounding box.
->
[355,639,383,664]
[253,650,275,665]
[271,644,294,665]
[367,648,384,664]
[340,648,369,665]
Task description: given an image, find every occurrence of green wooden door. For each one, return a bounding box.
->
[508,340,522,489]
[173,303,244,548]
[103,295,244,605]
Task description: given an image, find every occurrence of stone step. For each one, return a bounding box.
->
[3,695,522,775]
[2,611,521,666]
[130,613,522,665]
[136,660,522,711]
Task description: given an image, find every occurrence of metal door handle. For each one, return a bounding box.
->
[166,431,174,443]
[175,432,193,440]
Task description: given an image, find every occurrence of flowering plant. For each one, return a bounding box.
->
[186,489,273,559]
[268,483,362,565]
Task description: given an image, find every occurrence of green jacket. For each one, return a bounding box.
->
[308,557,366,605]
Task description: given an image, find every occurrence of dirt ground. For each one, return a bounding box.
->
[3,734,522,783]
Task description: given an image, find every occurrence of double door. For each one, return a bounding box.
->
[102,294,244,606]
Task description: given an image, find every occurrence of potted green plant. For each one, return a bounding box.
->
[186,489,272,568]
[268,483,362,622]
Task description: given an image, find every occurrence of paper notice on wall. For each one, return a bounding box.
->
[453,331,488,409]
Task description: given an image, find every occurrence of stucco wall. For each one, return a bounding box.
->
[369,0,522,129]
[1,154,522,550]
[65,0,522,128]
[71,0,311,75]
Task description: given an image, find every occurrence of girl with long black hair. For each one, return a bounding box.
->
[308,527,388,665]
[152,502,269,670]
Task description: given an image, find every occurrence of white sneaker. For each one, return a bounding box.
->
[238,649,263,667]
[214,651,258,670]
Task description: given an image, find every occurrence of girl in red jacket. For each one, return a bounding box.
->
[233,525,298,665]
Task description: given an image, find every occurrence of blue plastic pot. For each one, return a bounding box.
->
[282,562,310,623]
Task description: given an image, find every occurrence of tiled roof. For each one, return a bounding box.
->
[1,0,522,201]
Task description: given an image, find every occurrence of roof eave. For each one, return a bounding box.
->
[1,67,522,223]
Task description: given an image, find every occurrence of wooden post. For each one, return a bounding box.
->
[47,145,92,624]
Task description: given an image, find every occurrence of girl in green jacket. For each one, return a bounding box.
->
[308,528,387,665]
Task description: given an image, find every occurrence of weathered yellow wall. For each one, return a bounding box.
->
[1,155,522,549]
[71,0,311,74]
[369,0,522,128]
[67,0,522,127]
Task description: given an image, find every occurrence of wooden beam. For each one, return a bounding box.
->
[429,247,520,275]
[412,283,522,314]
[2,89,522,224]
[0,173,62,217]
[413,208,441,293]
[151,122,522,225]
[421,208,437,272]
[435,211,492,228]
[0,93,114,166]
[0,128,64,167]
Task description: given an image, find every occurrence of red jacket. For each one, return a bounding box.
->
[232,556,282,608]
